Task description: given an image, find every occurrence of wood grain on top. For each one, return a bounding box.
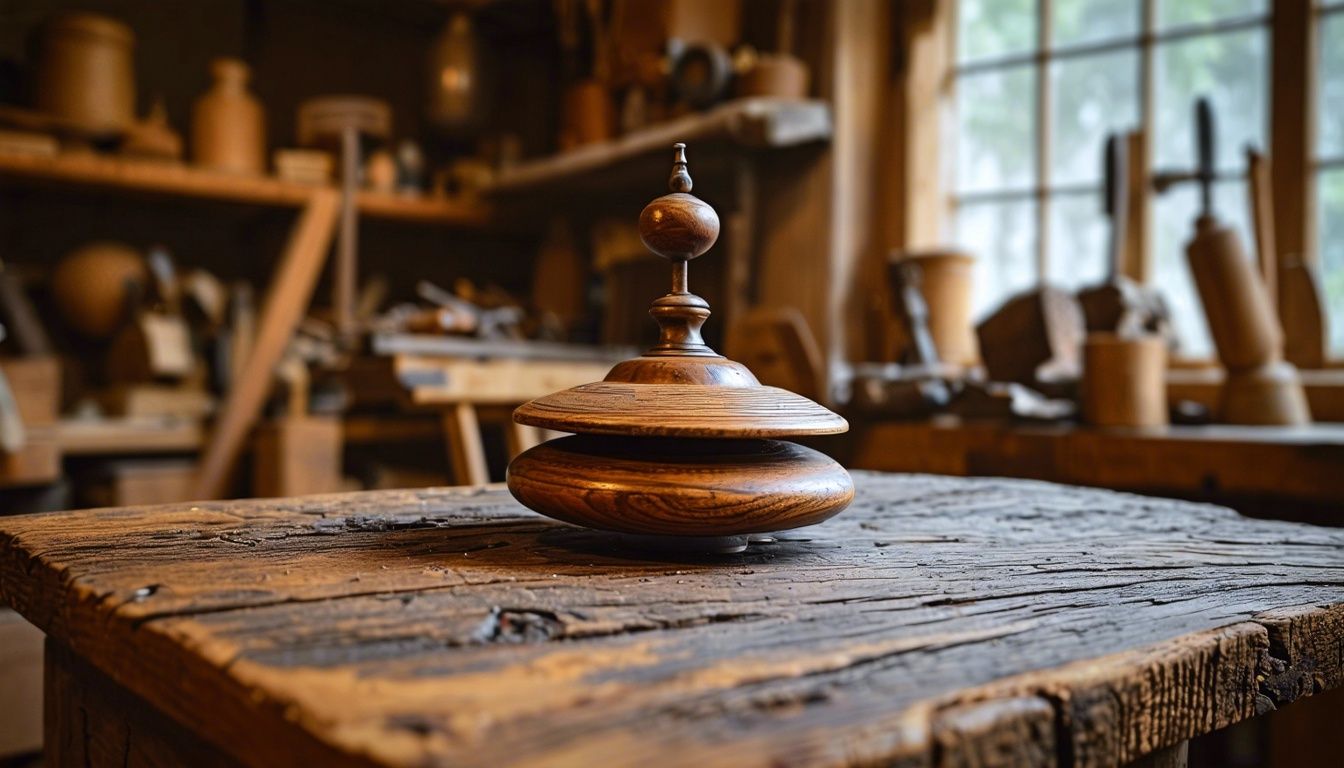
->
[513,382,849,437]
[0,473,1341,768]
[506,436,854,536]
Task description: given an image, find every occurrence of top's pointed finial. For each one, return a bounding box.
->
[669,142,692,193]
[639,143,720,264]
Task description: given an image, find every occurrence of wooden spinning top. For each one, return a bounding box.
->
[507,144,853,552]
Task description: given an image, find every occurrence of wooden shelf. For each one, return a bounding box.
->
[484,98,832,195]
[56,417,206,456]
[0,150,492,227]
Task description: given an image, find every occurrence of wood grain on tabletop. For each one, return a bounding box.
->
[0,472,1341,767]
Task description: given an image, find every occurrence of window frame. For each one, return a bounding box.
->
[1315,0,1344,357]
[947,0,1279,357]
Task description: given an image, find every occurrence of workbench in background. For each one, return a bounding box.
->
[849,418,1344,524]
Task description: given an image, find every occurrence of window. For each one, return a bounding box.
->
[1319,0,1344,354]
[950,0,1271,358]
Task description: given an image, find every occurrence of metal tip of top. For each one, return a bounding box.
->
[669,142,692,193]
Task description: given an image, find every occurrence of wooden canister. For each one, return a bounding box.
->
[559,80,613,149]
[736,54,809,99]
[192,58,266,175]
[895,250,979,367]
[1185,217,1281,371]
[35,12,136,134]
[1081,333,1168,428]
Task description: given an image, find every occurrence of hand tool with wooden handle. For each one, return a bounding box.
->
[1078,134,1133,333]
[1184,97,1282,370]
[1182,99,1309,424]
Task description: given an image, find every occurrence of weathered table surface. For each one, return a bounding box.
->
[1,472,1342,767]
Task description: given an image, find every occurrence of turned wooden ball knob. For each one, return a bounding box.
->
[639,143,720,262]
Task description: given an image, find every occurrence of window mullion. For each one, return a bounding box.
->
[1132,0,1157,283]
[1036,0,1053,281]
[1270,0,1316,274]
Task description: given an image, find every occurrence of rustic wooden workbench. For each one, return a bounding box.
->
[850,419,1344,520]
[1,472,1341,767]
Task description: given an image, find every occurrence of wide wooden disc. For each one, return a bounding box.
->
[506,436,854,537]
[513,382,848,437]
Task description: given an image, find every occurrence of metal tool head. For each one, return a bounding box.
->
[1195,96,1216,217]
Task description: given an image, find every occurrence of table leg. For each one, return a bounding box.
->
[1124,740,1188,768]
[442,403,488,486]
[43,639,238,767]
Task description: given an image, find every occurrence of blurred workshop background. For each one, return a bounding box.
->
[0,0,1342,764]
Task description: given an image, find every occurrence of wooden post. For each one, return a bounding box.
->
[442,403,489,486]
[335,125,359,339]
[193,189,340,499]
[1248,148,1277,311]
[0,609,41,756]
[1122,130,1152,282]
[1270,0,1316,283]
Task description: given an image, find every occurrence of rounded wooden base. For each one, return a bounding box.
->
[1221,361,1312,425]
[506,436,853,538]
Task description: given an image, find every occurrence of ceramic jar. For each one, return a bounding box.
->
[192,58,266,175]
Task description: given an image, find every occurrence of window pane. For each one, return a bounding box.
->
[1152,180,1255,358]
[958,0,1035,63]
[1154,29,1268,172]
[954,200,1038,319]
[957,65,1035,193]
[1052,0,1140,48]
[1047,192,1111,290]
[1049,50,1139,186]
[1157,0,1267,30]
[1319,168,1344,355]
[1320,12,1344,160]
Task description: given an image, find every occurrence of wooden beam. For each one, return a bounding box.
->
[827,0,892,368]
[890,0,954,250]
[193,189,340,499]
[1270,0,1316,275]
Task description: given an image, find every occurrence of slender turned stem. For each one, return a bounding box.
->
[672,260,688,294]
